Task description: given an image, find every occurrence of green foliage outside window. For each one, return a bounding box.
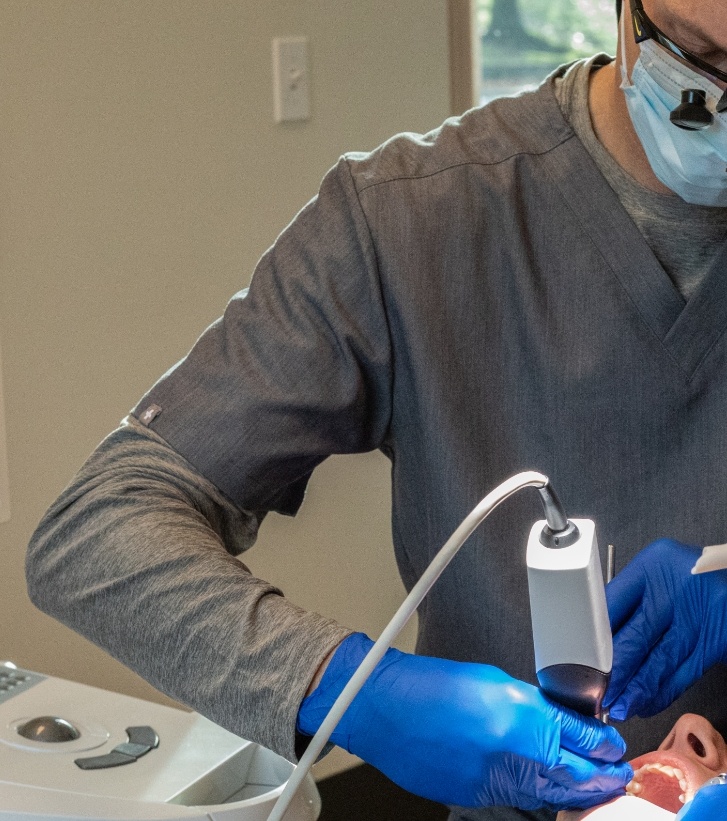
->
[476,0,618,102]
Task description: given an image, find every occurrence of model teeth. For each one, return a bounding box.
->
[625,762,693,806]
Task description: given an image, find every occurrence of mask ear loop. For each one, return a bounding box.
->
[619,5,632,90]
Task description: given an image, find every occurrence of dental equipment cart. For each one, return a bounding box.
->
[0,662,319,821]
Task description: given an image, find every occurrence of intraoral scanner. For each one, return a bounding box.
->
[268,471,613,820]
[527,514,612,718]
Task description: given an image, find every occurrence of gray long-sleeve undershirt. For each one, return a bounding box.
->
[25,415,351,761]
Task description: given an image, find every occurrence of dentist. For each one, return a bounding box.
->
[27,2,727,819]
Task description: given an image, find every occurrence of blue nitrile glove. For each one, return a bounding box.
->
[297,633,631,810]
[676,782,727,819]
[605,538,727,721]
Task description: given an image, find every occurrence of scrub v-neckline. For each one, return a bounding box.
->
[542,129,727,382]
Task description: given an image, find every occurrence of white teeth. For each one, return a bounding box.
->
[632,762,684,780]
[627,761,693,806]
[644,763,675,777]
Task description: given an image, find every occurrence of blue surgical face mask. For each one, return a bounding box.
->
[619,12,727,207]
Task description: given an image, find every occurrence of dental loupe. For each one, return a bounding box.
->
[268,470,613,821]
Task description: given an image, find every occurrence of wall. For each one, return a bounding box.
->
[0,1,450,779]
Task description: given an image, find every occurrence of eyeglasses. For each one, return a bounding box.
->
[628,0,727,113]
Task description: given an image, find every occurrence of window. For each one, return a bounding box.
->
[476,0,618,104]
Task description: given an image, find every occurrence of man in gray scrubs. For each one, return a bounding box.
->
[25,1,727,819]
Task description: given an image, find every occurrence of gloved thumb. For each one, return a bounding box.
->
[548,747,632,798]
[557,705,628,763]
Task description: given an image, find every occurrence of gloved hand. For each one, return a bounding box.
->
[676,782,727,819]
[297,633,631,810]
[605,538,727,721]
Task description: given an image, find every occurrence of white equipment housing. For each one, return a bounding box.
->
[0,663,319,821]
[526,518,612,716]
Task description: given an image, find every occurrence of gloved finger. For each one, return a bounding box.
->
[557,703,628,763]
[488,756,627,812]
[608,612,703,720]
[544,783,628,812]
[514,772,624,812]
[608,676,653,721]
[604,596,675,710]
[605,559,648,633]
[547,747,632,796]
[610,644,707,721]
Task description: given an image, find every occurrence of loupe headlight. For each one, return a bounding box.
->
[627,0,727,128]
[670,89,714,131]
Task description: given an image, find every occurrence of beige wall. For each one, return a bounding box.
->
[0,1,450,778]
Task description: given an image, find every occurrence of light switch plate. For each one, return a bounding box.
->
[272,36,311,123]
[0,341,9,523]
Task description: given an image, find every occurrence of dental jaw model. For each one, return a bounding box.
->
[625,711,727,814]
[557,757,690,819]
[626,756,692,812]
[558,712,727,820]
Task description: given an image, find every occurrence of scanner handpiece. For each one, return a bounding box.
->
[527,518,612,717]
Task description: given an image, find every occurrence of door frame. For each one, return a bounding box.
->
[447,0,478,114]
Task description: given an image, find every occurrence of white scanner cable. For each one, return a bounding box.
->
[267,470,550,821]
